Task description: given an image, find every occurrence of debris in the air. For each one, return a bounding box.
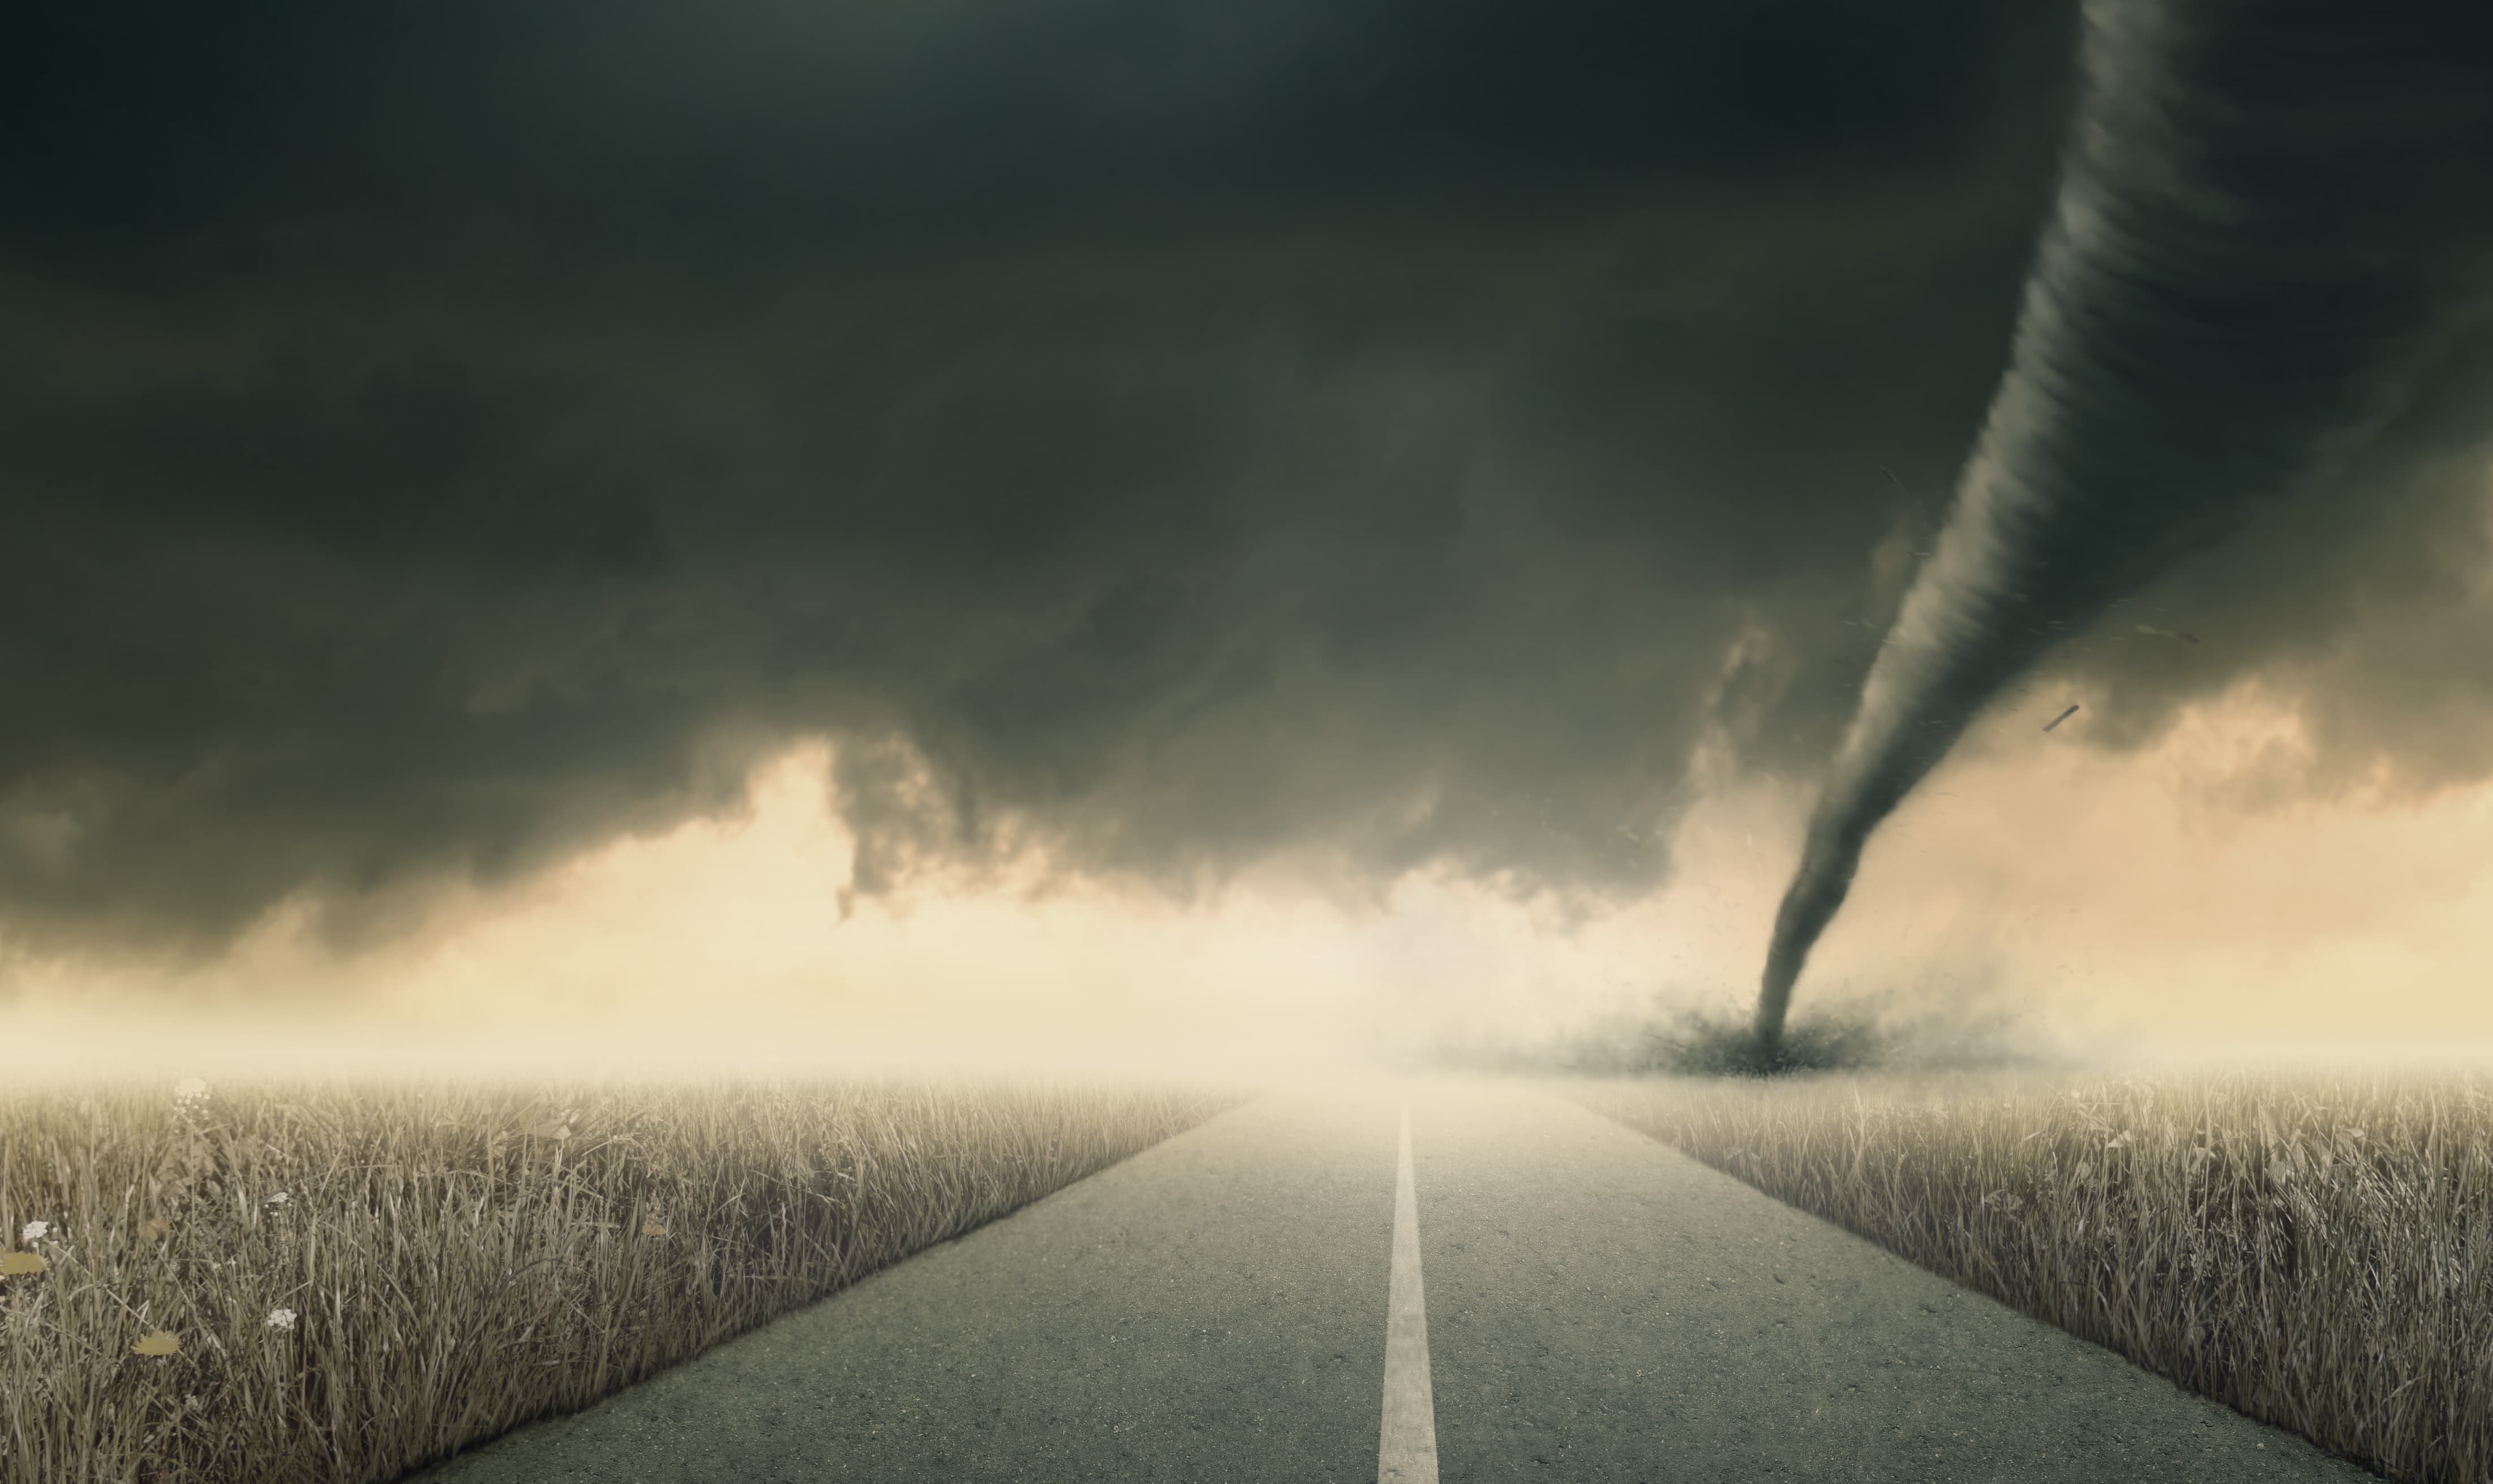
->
[2044,704,2080,732]
[2136,624,2199,643]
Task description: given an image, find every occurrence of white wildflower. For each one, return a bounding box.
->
[173,1078,209,1102]
[20,1220,49,1244]
[265,1191,290,1209]
[265,1307,297,1332]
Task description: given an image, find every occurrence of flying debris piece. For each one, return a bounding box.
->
[2044,704,2080,733]
[2135,624,2200,643]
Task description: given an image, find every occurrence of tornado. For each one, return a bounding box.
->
[1753,0,2493,1060]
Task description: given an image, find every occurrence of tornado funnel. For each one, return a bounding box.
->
[1753,0,2493,1059]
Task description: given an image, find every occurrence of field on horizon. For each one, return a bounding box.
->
[0,1074,1245,1484]
[1577,1068,2493,1484]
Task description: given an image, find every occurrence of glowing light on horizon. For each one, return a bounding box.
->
[3,694,2491,1083]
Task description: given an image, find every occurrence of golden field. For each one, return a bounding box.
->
[0,1075,1242,1484]
[1577,1070,2493,1484]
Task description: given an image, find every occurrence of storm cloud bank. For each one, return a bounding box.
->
[1756,0,2493,1051]
[3,1,2492,970]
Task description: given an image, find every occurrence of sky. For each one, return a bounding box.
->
[5,1,2492,1079]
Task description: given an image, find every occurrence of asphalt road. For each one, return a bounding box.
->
[406,1082,2370,1483]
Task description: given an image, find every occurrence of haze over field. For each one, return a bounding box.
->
[6,0,2493,1079]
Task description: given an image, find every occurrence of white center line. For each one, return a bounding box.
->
[1379,1100,1440,1484]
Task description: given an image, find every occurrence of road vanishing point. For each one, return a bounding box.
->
[410,1082,2365,1483]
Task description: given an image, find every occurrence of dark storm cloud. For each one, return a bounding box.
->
[10,0,2024,252]
[1753,0,2493,1051]
[2063,325,2493,793]
[2,0,2487,957]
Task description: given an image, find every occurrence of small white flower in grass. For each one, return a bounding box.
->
[20,1220,48,1243]
[265,1191,290,1209]
[265,1307,297,1332]
[174,1078,209,1102]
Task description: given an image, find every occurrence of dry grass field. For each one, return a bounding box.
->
[1577,1070,2493,1484]
[0,1074,1244,1484]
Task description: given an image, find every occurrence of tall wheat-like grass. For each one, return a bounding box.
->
[1577,1072,2493,1484]
[0,1075,1244,1484]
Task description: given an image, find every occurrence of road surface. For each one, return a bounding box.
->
[407,1081,2367,1483]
